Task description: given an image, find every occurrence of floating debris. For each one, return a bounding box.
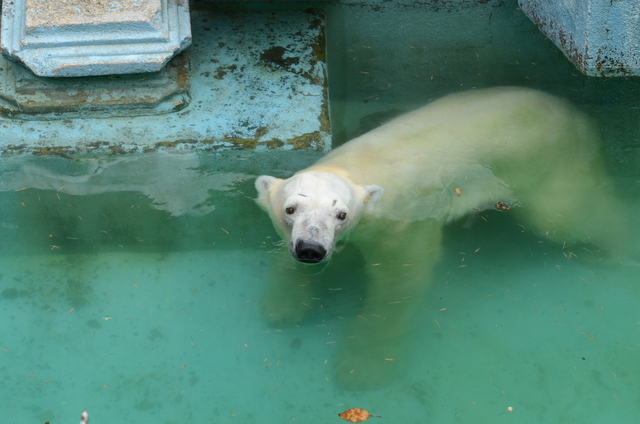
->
[338,408,381,422]
[495,201,511,211]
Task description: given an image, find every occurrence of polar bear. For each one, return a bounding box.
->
[255,87,626,389]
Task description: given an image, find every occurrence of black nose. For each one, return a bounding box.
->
[295,240,327,263]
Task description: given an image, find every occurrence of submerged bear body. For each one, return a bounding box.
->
[311,87,599,223]
[255,87,625,389]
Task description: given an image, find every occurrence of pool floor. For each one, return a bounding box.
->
[1,219,638,423]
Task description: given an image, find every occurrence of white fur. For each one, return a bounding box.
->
[256,86,617,262]
[256,171,381,260]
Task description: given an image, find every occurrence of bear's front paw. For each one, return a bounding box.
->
[333,341,406,390]
[262,294,308,327]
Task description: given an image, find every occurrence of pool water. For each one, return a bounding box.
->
[1,1,639,423]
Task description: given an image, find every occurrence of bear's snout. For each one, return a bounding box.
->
[294,239,327,263]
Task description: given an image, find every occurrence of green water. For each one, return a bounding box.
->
[1,0,639,423]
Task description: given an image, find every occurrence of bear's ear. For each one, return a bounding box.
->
[364,184,384,204]
[255,175,281,196]
[255,175,283,208]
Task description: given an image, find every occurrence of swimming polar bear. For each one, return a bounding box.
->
[255,87,626,389]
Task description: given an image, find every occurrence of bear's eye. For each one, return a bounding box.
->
[285,207,296,215]
[337,212,347,221]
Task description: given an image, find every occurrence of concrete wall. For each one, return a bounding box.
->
[519,0,640,77]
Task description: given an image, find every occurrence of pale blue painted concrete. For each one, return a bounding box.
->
[0,0,192,77]
[0,6,329,155]
[519,0,640,77]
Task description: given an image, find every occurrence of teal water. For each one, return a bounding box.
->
[2,1,640,423]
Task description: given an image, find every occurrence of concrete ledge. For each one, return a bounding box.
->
[519,0,640,77]
[0,0,191,77]
[0,52,191,119]
[0,5,329,154]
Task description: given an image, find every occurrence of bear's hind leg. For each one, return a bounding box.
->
[520,168,629,263]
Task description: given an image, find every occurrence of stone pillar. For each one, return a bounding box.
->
[519,0,640,77]
[0,0,191,77]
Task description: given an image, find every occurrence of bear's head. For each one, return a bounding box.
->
[255,170,383,264]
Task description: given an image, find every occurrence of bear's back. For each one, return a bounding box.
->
[311,87,600,223]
